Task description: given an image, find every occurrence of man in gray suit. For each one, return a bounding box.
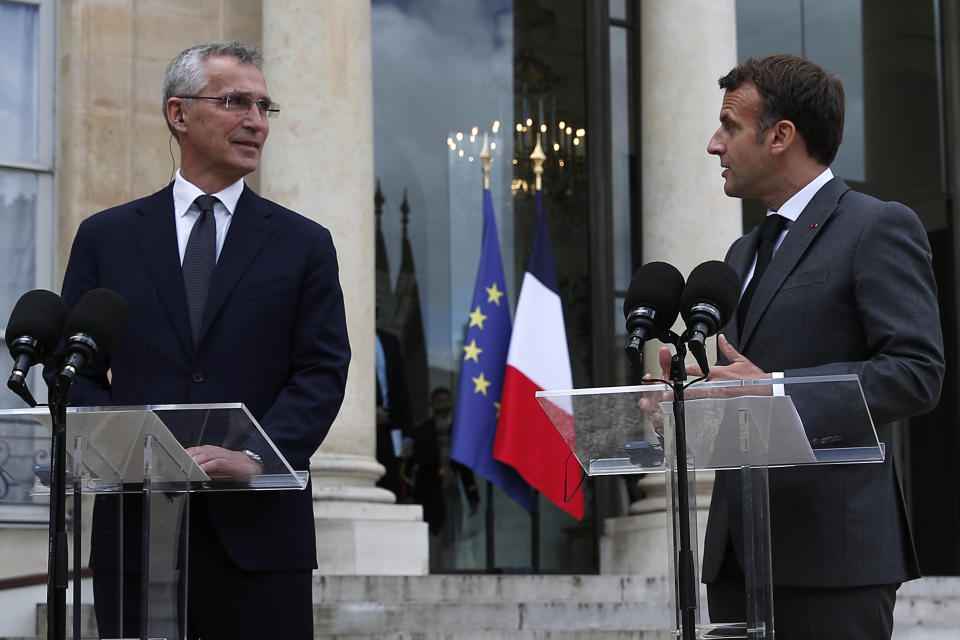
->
[678,54,945,638]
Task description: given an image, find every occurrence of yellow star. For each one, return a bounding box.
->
[494,401,501,417]
[485,282,505,306]
[462,339,482,363]
[472,372,492,396]
[468,306,487,329]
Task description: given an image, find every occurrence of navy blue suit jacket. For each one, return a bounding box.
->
[60,183,351,571]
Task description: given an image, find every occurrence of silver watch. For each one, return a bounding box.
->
[241,449,264,471]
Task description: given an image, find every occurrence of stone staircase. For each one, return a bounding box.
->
[7,575,959,639]
[891,577,960,640]
[312,574,674,639]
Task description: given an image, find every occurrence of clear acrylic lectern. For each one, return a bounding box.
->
[0,403,305,640]
[536,374,884,640]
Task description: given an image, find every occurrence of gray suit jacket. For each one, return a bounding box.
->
[702,177,945,587]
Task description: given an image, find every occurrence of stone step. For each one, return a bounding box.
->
[893,576,960,633]
[316,601,671,636]
[313,575,673,637]
[314,574,672,604]
[6,575,957,640]
[317,632,672,640]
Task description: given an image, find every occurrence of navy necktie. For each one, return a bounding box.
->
[738,213,788,329]
[183,194,218,345]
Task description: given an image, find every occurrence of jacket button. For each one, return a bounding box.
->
[192,372,204,383]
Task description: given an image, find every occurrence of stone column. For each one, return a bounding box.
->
[260,0,426,575]
[601,0,739,576]
[640,0,740,285]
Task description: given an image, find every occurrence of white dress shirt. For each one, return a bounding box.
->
[172,170,244,264]
[740,167,834,294]
[741,167,834,389]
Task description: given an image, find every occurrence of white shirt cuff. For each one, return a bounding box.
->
[772,371,784,396]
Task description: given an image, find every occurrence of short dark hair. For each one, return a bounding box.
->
[719,54,844,166]
[162,41,264,138]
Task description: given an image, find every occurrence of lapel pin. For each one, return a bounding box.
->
[810,222,819,228]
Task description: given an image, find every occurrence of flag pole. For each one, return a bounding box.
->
[480,133,497,572]
[529,133,546,572]
[481,132,492,190]
[531,132,546,192]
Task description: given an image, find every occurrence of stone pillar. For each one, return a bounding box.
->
[260,0,426,575]
[601,0,739,576]
[640,0,740,281]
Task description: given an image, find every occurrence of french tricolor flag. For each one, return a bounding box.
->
[493,190,584,520]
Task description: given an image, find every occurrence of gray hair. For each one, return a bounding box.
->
[162,41,264,137]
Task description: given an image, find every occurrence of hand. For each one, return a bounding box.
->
[639,347,676,427]
[645,345,708,382]
[703,334,771,384]
[186,445,263,482]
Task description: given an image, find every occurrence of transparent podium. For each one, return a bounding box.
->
[0,403,306,640]
[536,374,884,640]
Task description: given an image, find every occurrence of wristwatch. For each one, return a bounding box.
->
[241,449,264,472]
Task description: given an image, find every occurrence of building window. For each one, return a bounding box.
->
[0,0,56,512]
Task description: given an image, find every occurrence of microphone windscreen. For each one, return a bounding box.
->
[680,261,741,325]
[63,288,130,356]
[623,261,686,331]
[5,289,68,351]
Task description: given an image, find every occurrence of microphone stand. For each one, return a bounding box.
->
[46,376,71,640]
[660,331,698,640]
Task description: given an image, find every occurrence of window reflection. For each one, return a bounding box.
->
[0,170,38,354]
[373,0,595,573]
[0,2,39,163]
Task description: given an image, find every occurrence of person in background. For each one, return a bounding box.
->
[409,387,480,569]
[375,328,413,496]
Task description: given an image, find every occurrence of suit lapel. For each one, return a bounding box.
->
[739,178,849,348]
[131,185,195,356]
[197,186,277,345]
[723,228,760,350]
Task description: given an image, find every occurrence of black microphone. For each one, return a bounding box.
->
[623,262,685,379]
[57,289,129,385]
[680,261,740,375]
[5,290,69,406]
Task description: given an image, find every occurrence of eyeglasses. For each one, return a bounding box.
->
[179,94,281,118]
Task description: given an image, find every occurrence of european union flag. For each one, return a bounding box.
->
[450,188,533,512]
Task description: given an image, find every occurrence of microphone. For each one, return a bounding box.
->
[623,262,685,379]
[5,290,69,406]
[57,288,129,385]
[680,261,740,375]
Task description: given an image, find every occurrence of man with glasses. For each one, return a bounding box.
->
[57,41,350,639]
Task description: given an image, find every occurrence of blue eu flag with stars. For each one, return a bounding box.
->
[450,189,533,512]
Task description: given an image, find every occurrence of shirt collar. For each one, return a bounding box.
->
[768,167,834,222]
[173,170,244,218]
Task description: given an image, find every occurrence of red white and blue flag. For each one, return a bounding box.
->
[494,190,583,520]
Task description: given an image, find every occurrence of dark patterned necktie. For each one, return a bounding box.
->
[183,194,218,345]
[737,213,788,329]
